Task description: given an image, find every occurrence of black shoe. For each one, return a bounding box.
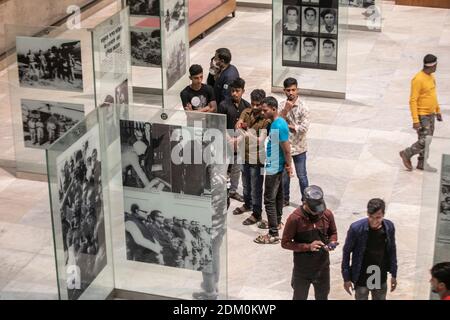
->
[229,192,244,202]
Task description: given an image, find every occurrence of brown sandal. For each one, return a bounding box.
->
[242,215,260,225]
[233,205,251,215]
[254,234,280,244]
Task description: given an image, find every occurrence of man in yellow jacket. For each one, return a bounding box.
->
[400,54,443,171]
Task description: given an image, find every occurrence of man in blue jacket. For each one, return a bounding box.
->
[341,198,398,300]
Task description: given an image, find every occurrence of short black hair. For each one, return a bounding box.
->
[323,39,335,48]
[321,8,336,19]
[189,64,203,77]
[303,37,317,47]
[284,36,298,46]
[149,210,162,221]
[424,54,437,65]
[230,77,245,90]
[304,7,317,17]
[286,6,299,15]
[215,48,232,64]
[367,198,385,215]
[262,96,278,109]
[250,89,266,102]
[283,77,298,88]
[431,262,450,289]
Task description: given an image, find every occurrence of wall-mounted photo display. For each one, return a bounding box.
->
[120,120,172,193]
[282,0,338,71]
[164,0,186,37]
[16,37,84,92]
[123,191,213,272]
[130,27,161,67]
[21,99,84,149]
[165,28,187,89]
[56,125,107,300]
[127,0,160,16]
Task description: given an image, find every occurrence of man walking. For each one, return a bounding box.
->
[342,198,398,300]
[281,185,338,300]
[254,97,292,245]
[280,77,310,206]
[400,54,443,171]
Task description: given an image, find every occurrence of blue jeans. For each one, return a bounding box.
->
[283,152,309,202]
[241,164,264,218]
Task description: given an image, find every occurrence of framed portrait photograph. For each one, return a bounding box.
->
[21,99,84,149]
[320,8,338,35]
[16,37,83,92]
[283,5,301,35]
[283,35,300,62]
[302,6,319,34]
[319,38,337,65]
[301,37,319,63]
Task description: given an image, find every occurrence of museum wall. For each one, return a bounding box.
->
[0,0,114,55]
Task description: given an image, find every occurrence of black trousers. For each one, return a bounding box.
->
[291,266,330,300]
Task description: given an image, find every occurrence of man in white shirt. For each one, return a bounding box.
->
[301,38,318,63]
[320,39,337,64]
[302,7,319,33]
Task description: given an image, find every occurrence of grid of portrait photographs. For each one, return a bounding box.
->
[123,192,213,272]
[21,99,84,149]
[130,27,161,67]
[282,0,338,70]
[119,120,210,198]
[56,126,107,300]
[16,37,83,92]
[126,0,160,16]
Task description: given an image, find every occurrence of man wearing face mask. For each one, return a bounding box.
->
[341,198,398,300]
[430,262,450,300]
[281,185,338,300]
[213,48,240,105]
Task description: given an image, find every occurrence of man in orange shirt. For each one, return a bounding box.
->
[430,262,450,300]
[400,54,443,171]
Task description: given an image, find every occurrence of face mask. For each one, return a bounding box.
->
[209,68,217,76]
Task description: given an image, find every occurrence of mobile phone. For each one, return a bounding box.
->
[326,242,338,250]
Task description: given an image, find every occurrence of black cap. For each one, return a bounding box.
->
[304,185,326,214]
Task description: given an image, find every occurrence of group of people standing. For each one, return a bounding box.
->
[179,49,449,300]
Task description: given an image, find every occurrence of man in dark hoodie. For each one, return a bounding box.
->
[281,185,338,300]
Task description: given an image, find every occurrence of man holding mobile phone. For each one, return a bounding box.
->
[341,198,398,300]
[281,185,338,300]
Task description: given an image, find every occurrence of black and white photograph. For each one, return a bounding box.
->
[170,126,208,197]
[120,120,172,192]
[302,6,319,34]
[301,37,319,63]
[165,29,187,89]
[16,37,83,92]
[283,5,301,34]
[320,8,338,35]
[56,126,106,300]
[124,193,213,272]
[127,0,160,16]
[164,0,186,36]
[302,0,320,4]
[283,35,300,62]
[115,79,129,113]
[21,99,84,149]
[341,0,375,8]
[319,38,337,65]
[130,27,161,67]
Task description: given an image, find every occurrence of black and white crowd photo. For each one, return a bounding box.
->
[16,37,83,92]
[127,0,160,16]
[21,99,84,149]
[165,29,187,89]
[120,120,172,192]
[56,128,107,299]
[130,27,161,67]
[124,195,213,272]
[164,0,186,36]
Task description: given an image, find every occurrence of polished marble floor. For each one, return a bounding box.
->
[0,1,449,299]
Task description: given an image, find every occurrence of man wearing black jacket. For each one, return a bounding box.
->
[213,48,240,105]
